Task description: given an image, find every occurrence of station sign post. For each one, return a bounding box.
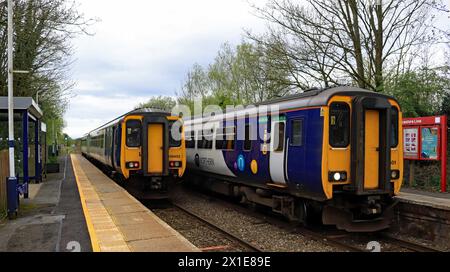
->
[402,115,447,192]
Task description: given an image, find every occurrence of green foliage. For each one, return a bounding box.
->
[0,0,94,149]
[135,95,177,112]
[384,68,450,117]
[178,42,293,110]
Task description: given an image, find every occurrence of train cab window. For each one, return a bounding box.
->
[274,122,285,152]
[391,107,399,148]
[185,131,195,148]
[329,102,350,148]
[169,120,182,147]
[126,120,141,147]
[243,124,252,151]
[291,119,303,146]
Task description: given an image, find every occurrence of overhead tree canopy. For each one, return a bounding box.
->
[0,0,95,143]
[248,0,449,92]
[135,95,177,112]
[178,42,293,110]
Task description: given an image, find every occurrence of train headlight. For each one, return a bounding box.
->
[333,172,341,181]
[126,161,140,169]
[169,161,182,168]
[391,170,400,180]
[328,171,348,182]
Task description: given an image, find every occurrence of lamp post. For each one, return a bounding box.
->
[6,0,18,219]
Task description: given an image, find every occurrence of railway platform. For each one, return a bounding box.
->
[70,154,199,252]
[397,187,450,210]
[391,188,450,250]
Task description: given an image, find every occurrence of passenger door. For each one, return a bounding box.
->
[286,115,306,183]
[269,116,287,184]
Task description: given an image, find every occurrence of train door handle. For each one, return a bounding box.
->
[376,147,380,151]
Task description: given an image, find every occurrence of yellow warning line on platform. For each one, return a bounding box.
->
[70,154,198,252]
[71,154,101,252]
[71,154,131,252]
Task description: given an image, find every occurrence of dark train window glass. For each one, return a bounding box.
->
[215,127,225,150]
[197,130,204,148]
[204,129,213,149]
[274,122,285,152]
[244,124,252,151]
[224,126,236,150]
[169,120,182,147]
[291,119,303,146]
[126,120,141,147]
[185,131,195,148]
[329,102,350,148]
[391,107,399,148]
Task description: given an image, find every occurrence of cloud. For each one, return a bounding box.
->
[64,0,265,138]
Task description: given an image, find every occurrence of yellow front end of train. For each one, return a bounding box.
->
[120,115,186,178]
[320,92,403,231]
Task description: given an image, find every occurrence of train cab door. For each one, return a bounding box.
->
[147,123,164,174]
[351,96,392,194]
[269,116,287,184]
[364,110,380,190]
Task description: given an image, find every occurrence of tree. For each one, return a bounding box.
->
[0,0,95,136]
[385,67,450,117]
[250,0,449,92]
[178,41,293,110]
[135,96,177,112]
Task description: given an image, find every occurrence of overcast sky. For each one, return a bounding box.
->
[64,0,449,139]
[64,0,264,138]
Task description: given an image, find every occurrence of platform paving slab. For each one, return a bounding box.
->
[398,187,450,210]
[0,155,92,252]
[70,154,199,252]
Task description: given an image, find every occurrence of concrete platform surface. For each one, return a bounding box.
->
[0,155,92,252]
[71,154,199,252]
[397,187,450,211]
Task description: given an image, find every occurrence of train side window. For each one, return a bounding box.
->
[215,127,225,150]
[291,119,303,146]
[126,120,141,147]
[169,120,182,147]
[204,128,213,149]
[216,126,235,150]
[391,107,399,148]
[197,130,204,149]
[274,122,285,152]
[225,126,236,150]
[329,102,350,148]
[185,131,195,148]
[243,124,252,151]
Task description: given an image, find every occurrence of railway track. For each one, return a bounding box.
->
[171,203,263,252]
[378,233,443,252]
[172,186,445,252]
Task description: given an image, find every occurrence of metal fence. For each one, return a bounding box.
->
[0,149,8,219]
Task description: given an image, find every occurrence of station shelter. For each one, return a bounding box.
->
[0,97,45,215]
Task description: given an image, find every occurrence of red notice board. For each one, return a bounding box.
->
[402,115,447,192]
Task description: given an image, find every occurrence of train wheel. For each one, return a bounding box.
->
[297,201,322,227]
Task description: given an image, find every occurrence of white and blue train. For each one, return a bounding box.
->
[184,86,404,232]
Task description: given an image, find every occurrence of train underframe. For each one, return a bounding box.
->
[186,172,397,232]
